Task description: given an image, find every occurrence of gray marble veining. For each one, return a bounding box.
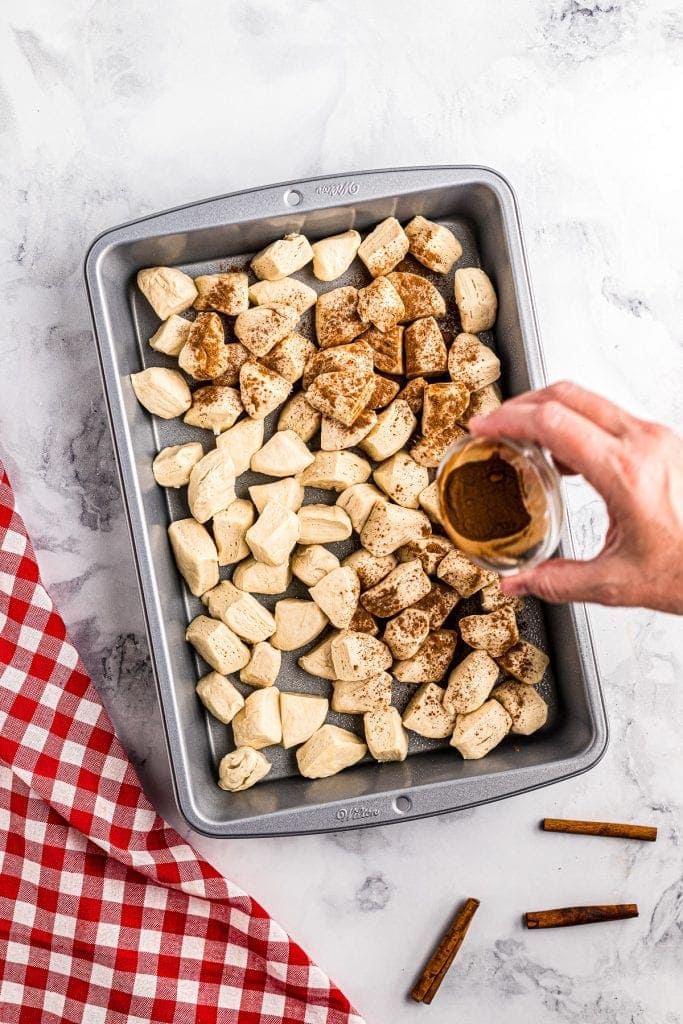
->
[1,1,682,1020]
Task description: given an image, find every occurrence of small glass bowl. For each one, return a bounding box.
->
[436,435,564,575]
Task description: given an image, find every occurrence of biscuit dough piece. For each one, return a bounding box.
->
[270,600,328,651]
[331,672,393,714]
[179,313,229,380]
[218,747,271,791]
[404,318,448,379]
[280,692,329,749]
[193,272,249,315]
[358,218,409,277]
[196,672,245,724]
[361,560,431,618]
[437,550,498,598]
[168,518,219,596]
[296,725,367,779]
[249,478,304,514]
[291,545,340,586]
[202,580,276,643]
[447,333,501,391]
[363,325,404,375]
[137,267,198,319]
[458,383,502,426]
[359,400,417,461]
[459,606,519,658]
[297,631,341,680]
[311,229,361,281]
[315,287,368,349]
[443,651,500,715]
[365,375,401,410]
[234,306,300,358]
[260,333,316,383]
[360,501,431,557]
[303,340,374,389]
[306,370,375,427]
[497,641,550,686]
[450,700,511,760]
[397,536,453,575]
[418,481,441,522]
[184,386,243,434]
[336,484,386,533]
[373,451,429,509]
[246,500,300,566]
[299,451,371,491]
[364,707,408,763]
[357,277,406,332]
[383,608,431,660]
[330,631,393,681]
[491,681,548,736]
[212,342,250,387]
[309,566,360,629]
[240,641,281,688]
[232,558,292,595]
[131,367,192,419]
[277,393,322,442]
[421,382,470,434]
[411,580,460,629]
[216,418,265,475]
[251,430,315,477]
[232,688,282,749]
[148,314,192,356]
[410,424,468,469]
[342,549,397,590]
[386,272,446,320]
[239,362,292,419]
[320,411,378,451]
[392,629,458,684]
[248,278,317,314]
[402,683,456,739]
[453,268,497,333]
[405,216,462,274]
[185,615,250,675]
[297,505,352,544]
[187,448,236,524]
[153,442,204,488]
[251,234,313,281]
[479,579,525,614]
[213,500,255,566]
[397,376,427,415]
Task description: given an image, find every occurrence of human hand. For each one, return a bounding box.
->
[468,381,683,613]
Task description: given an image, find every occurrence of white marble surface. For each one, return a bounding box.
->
[2,1,682,1020]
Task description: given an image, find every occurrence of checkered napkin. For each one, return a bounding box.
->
[0,460,364,1024]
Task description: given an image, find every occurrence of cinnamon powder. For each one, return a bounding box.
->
[444,455,530,541]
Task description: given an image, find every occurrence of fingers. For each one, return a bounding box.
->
[500,557,626,606]
[484,382,637,438]
[469,399,620,494]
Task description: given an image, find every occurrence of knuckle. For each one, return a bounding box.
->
[609,443,641,488]
[548,380,577,401]
[594,577,624,606]
[527,569,564,604]
[538,401,568,435]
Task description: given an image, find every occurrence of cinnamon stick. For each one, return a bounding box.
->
[542,818,657,842]
[411,897,480,1003]
[525,904,638,929]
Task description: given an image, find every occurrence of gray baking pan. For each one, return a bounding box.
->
[84,166,608,837]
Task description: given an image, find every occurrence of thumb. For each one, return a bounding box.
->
[500,558,622,606]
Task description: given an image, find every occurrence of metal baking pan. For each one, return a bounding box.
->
[85,166,608,837]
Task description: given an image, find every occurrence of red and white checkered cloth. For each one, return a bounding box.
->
[0,459,364,1024]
